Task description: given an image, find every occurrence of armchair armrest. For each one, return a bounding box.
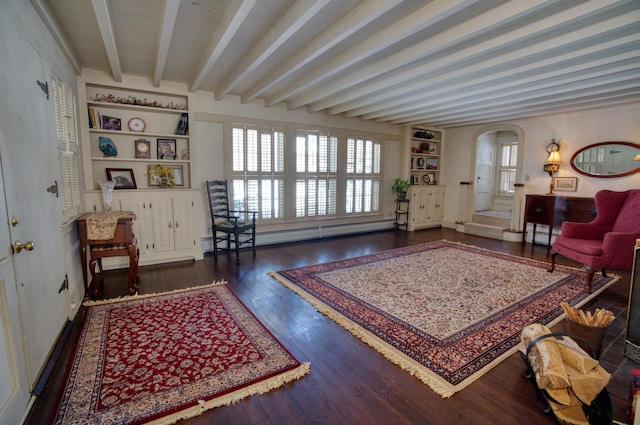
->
[561,222,611,240]
[602,230,640,270]
[213,213,240,222]
[230,210,258,220]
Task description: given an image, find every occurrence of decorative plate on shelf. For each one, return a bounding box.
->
[128,117,146,132]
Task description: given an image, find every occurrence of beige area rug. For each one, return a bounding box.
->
[53,282,310,424]
[269,240,618,398]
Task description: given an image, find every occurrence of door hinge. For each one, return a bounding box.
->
[37,80,49,99]
[58,274,69,293]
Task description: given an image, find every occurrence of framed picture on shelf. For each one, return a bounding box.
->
[426,158,438,170]
[106,168,136,189]
[156,138,176,160]
[101,115,121,131]
[181,149,190,160]
[411,175,421,185]
[147,164,184,187]
[554,176,578,192]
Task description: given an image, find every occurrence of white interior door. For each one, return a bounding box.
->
[475,133,495,211]
[0,154,30,425]
[0,11,69,393]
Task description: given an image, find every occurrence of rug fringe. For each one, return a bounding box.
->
[147,362,311,425]
[82,280,227,306]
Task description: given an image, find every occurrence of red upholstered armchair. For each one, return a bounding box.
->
[548,189,640,293]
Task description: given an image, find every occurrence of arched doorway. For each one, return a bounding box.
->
[464,125,524,240]
[475,130,520,213]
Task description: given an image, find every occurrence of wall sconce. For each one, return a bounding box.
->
[544,142,562,195]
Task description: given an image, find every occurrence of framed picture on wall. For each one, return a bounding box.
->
[553,176,578,192]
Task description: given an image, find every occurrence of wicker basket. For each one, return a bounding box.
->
[565,318,606,359]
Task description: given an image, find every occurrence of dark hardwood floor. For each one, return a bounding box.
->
[26,228,637,425]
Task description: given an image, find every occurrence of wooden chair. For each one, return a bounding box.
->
[206,180,257,264]
[89,238,140,296]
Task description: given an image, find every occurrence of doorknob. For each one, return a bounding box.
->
[13,240,34,253]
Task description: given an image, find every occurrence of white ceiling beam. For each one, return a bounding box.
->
[30,0,82,75]
[91,0,122,82]
[382,73,640,123]
[299,0,623,112]
[422,96,639,128]
[346,35,639,120]
[215,0,331,100]
[388,84,640,125]
[153,0,180,87]
[361,57,639,121]
[240,0,407,103]
[265,0,476,106]
[189,0,257,93]
[425,91,640,128]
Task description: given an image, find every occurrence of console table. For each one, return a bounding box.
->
[522,194,596,247]
[77,212,138,297]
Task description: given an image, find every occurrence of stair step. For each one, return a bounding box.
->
[464,222,507,240]
[472,212,511,227]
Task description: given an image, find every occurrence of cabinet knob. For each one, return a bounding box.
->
[168,222,172,228]
[175,221,179,228]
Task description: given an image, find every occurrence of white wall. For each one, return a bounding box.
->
[441,102,640,227]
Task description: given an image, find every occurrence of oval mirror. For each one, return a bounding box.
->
[570,141,640,178]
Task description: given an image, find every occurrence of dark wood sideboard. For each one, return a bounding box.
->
[522,194,597,247]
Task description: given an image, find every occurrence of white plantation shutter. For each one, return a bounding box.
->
[52,76,81,219]
[345,137,381,215]
[231,124,285,221]
[59,151,81,216]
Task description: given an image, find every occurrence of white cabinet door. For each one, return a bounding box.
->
[426,187,445,224]
[172,196,196,251]
[151,197,175,253]
[120,198,154,256]
[409,186,445,230]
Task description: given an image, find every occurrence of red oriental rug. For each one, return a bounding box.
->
[52,282,310,425]
[269,240,617,398]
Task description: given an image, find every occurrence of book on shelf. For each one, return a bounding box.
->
[88,107,97,128]
[176,112,188,135]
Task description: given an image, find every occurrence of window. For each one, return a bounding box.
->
[231,123,384,223]
[295,131,338,218]
[345,137,381,214]
[51,76,81,218]
[231,125,285,221]
[498,142,517,195]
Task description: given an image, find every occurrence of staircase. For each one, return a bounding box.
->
[463,211,512,240]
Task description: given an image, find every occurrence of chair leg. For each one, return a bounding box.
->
[547,251,557,272]
[213,228,219,259]
[234,229,240,264]
[584,266,595,294]
[89,258,100,297]
[252,225,256,256]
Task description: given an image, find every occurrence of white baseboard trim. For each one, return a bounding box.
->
[200,219,395,252]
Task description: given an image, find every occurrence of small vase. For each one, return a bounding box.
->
[99,180,116,214]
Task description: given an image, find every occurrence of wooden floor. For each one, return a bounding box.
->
[25,228,637,425]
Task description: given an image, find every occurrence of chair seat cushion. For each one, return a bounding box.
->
[553,236,603,257]
[216,220,253,232]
